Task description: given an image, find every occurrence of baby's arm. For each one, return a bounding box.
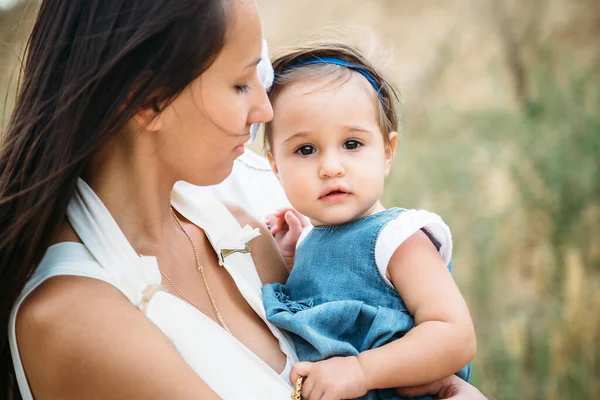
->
[358,230,476,389]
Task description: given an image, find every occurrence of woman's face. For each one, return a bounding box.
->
[150,0,272,186]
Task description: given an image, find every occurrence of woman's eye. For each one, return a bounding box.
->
[343,140,362,150]
[235,84,250,93]
[295,145,316,156]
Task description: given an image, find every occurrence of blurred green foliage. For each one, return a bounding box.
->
[383,57,600,399]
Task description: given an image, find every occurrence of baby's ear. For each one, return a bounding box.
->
[384,131,398,176]
[267,151,280,179]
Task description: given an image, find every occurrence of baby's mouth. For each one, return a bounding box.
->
[319,188,351,200]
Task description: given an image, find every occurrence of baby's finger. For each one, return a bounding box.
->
[307,382,324,400]
[290,361,312,384]
[270,221,281,235]
[299,376,315,400]
[273,207,292,217]
[270,215,285,235]
[284,211,303,239]
[289,209,309,228]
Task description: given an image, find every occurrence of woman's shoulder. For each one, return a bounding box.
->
[23,241,113,295]
[14,273,217,399]
[13,241,122,357]
[11,246,128,395]
[33,220,112,284]
[16,271,127,342]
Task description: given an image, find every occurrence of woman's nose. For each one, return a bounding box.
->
[249,85,273,125]
[319,152,345,179]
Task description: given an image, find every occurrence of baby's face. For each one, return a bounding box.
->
[268,73,396,226]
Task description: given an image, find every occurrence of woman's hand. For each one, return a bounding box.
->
[290,357,368,400]
[396,375,487,399]
[265,208,308,271]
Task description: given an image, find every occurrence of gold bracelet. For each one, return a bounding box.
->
[291,376,305,400]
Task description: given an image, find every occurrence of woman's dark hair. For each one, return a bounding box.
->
[0,0,230,397]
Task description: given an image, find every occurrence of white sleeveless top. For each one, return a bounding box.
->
[8,179,298,399]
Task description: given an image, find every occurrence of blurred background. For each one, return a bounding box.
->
[1,0,599,398]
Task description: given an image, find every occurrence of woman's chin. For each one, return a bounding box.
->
[184,165,233,187]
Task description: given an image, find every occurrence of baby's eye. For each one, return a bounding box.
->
[295,145,316,156]
[343,140,362,150]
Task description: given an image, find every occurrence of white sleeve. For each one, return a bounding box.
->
[375,209,453,288]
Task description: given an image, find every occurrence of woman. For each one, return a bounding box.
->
[0,0,486,398]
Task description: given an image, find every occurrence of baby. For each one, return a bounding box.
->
[262,38,475,400]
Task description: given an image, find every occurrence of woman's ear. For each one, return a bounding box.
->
[132,101,163,132]
[384,131,398,177]
[267,151,280,179]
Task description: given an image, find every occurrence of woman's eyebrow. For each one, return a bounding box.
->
[245,57,262,69]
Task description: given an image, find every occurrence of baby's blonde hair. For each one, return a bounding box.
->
[264,30,401,151]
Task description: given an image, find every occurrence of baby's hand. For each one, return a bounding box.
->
[265,208,308,271]
[290,357,368,400]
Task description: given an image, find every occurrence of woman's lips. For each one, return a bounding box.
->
[233,134,249,155]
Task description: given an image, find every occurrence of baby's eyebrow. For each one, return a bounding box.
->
[282,127,373,144]
[283,131,311,144]
[345,125,374,135]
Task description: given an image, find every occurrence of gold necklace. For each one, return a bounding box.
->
[159,208,230,333]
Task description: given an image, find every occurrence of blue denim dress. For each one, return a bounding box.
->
[262,208,471,400]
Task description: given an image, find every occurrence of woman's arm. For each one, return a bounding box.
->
[16,276,220,400]
[397,374,488,399]
[224,202,289,285]
[358,230,476,389]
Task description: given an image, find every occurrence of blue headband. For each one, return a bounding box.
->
[279,56,382,95]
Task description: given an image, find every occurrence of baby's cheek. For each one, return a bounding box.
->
[280,175,306,203]
[289,184,311,207]
[359,169,385,197]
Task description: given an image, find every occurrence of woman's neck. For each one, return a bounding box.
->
[83,133,178,256]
